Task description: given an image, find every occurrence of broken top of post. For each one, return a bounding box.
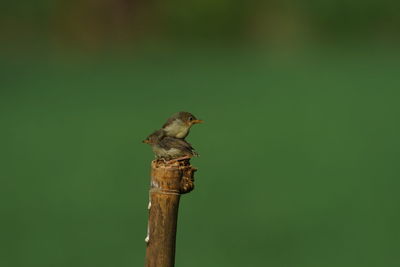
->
[150,158,196,195]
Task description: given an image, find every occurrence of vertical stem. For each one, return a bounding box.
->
[145,159,196,267]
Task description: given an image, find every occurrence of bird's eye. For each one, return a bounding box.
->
[189,117,193,121]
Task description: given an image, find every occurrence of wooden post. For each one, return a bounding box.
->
[145,159,196,267]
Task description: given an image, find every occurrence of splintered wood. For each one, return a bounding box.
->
[145,159,197,267]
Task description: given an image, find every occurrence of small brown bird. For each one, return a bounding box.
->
[143,130,198,160]
[162,112,203,139]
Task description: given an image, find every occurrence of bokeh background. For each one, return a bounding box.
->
[1,1,400,267]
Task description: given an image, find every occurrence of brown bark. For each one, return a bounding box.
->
[145,159,196,267]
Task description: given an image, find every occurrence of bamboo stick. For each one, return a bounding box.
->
[145,159,196,267]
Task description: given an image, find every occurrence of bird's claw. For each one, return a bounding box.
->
[165,155,192,163]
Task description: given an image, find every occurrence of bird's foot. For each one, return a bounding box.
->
[166,155,192,164]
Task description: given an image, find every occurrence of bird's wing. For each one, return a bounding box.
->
[160,137,195,155]
[182,140,199,156]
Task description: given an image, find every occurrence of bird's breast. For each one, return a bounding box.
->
[163,120,190,138]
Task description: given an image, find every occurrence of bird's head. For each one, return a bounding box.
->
[175,112,203,126]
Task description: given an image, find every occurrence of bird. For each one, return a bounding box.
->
[143,129,198,161]
[161,112,203,139]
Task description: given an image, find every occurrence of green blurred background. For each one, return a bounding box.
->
[1,1,400,267]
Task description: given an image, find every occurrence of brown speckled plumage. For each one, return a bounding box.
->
[143,129,198,160]
[143,112,202,160]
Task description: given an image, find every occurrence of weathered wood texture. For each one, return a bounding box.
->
[145,159,196,267]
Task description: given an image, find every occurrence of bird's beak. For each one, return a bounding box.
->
[142,139,150,144]
[192,119,204,124]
